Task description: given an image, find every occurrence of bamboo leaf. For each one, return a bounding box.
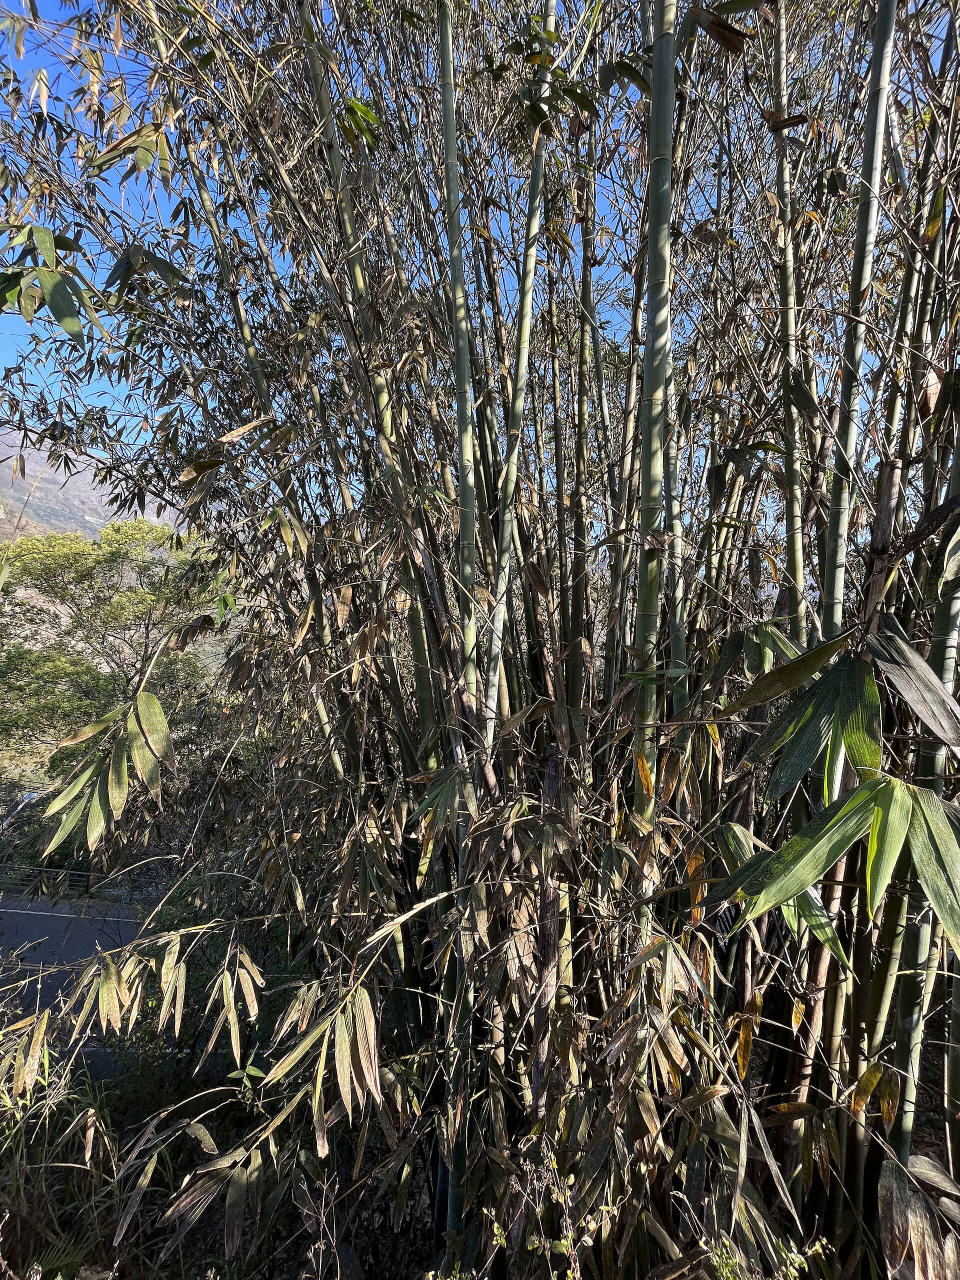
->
[44,762,97,817]
[128,708,160,796]
[748,675,828,762]
[224,1165,247,1260]
[263,1019,328,1085]
[924,185,945,246]
[823,712,845,807]
[136,691,175,765]
[174,962,186,1037]
[354,987,381,1103]
[22,1009,48,1094]
[99,967,121,1034]
[86,768,110,850]
[867,778,911,913]
[114,1153,158,1244]
[108,738,129,819]
[879,1068,900,1134]
[838,655,882,773]
[37,266,84,347]
[719,631,852,719]
[867,616,960,750]
[766,685,834,799]
[737,1019,752,1080]
[907,786,960,953]
[44,793,88,856]
[795,886,848,967]
[223,971,241,1067]
[704,779,883,918]
[157,944,181,1034]
[60,707,123,747]
[334,1009,353,1124]
[237,966,259,1022]
[851,1061,883,1115]
[31,224,56,267]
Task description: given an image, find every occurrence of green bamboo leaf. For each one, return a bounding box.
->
[704,779,883,918]
[44,793,88,856]
[907,786,960,953]
[108,738,129,819]
[37,266,84,347]
[44,762,96,817]
[867,778,911,913]
[128,709,160,796]
[18,283,37,323]
[767,685,834,799]
[31,225,56,267]
[867,615,960,749]
[731,827,848,965]
[136,691,175,765]
[335,1009,353,1124]
[838,656,882,773]
[719,630,853,719]
[795,887,849,967]
[86,768,110,851]
[823,713,845,807]
[748,676,826,763]
[60,707,123,746]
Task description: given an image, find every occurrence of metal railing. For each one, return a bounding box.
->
[0,864,101,897]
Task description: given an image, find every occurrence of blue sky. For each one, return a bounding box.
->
[1,1,73,370]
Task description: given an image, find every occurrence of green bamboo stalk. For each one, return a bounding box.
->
[482,0,558,754]
[439,0,477,711]
[633,0,676,803]
[547,215,571,681]
[948,951,960,1176]
[917,423,960,1172]
[568,120,595,720]
[664,402,687,715]
[772,0,806,646]
[821,0,897,637]
[604,250,646,707]
[891,904,937,1163]
[867,25,954,619]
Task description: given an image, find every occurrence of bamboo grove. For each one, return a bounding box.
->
[2,0,960,1276]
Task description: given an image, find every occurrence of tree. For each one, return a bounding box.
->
[0,520,214,789]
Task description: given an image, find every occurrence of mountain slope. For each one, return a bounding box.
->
[0,432,112,537]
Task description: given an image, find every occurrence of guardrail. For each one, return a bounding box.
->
[0,865,101,896]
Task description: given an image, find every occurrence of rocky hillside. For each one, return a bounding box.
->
[0,432,111,539]
[0,508,48,543]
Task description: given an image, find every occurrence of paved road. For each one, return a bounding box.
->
[0,892,143,1077]
[0,892,139,965]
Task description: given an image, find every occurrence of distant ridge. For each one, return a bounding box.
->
[0,507,49,543]
[0,431,112,538]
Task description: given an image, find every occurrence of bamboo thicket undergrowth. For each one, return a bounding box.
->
[2,1,960,1278]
